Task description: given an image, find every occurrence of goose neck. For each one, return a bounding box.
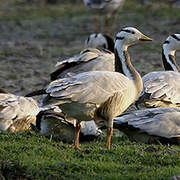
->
[162,46,180,72]
[114,45,143,95]
[114,44,135,80]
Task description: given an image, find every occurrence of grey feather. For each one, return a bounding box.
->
[51,48,114,80]
[46,71,131,105]
[114,107,180,138]
[0,93,40,132]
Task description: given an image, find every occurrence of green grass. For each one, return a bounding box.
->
[0,131,179,179]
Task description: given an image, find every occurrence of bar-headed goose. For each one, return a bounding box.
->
[83,0,125,33]
[36,106,101,143]
[114,107,180,144]
[50,33,114,81]
[0,93,39,132]
[85,33,114,51]
[40,27,152,149]
[136,34,180,108]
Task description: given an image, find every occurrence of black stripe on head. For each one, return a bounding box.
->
[171,34,180,41]
[95,33,98,38]
[82,49,91,54]
[87,36,90,43]
[163,40,170,44]
[103,34,114,52]
[121,29,135,34]
[115,36,124,41]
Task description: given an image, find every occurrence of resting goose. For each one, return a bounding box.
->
[36,106,101,143]
[83,0,125,33]
[84,33,114,51]
[40,27,152,149]
[114,107,180,144]
[50,33,114,81]
[0,93,39,132]
[136,34,180,108]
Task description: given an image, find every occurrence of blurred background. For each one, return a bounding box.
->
[0,0,179,96]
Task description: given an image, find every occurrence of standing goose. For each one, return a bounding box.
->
[114,107,180,144]
[0,93,39,132]
[50,33,114,81]
[83,0,125,33]
[40,27,152,149]
[136,34,180,108]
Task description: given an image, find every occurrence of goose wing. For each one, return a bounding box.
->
[114,107,180,138]
[0,93,15,100]
[0,93,40,131]
[50,48,114,80]
[46,71,131,105]
[142,71,180,104]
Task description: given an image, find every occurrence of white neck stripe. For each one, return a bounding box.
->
[163,47,177,72]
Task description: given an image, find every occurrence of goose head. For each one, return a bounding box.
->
[163,34,180,56]
[85,33,114,52]
[115,27,152,50]
[162,34,180,72]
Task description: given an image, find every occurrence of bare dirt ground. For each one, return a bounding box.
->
[0,0,180,99]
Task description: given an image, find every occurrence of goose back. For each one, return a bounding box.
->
[51,48,114,80]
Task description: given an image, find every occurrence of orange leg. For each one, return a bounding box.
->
[94,11,99,33]
[104,14,116,35]
[104,16,109,26]
[109,14,117,35]
[104,18,109,35]
[74,121,82,150]
[106,127,113,150]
